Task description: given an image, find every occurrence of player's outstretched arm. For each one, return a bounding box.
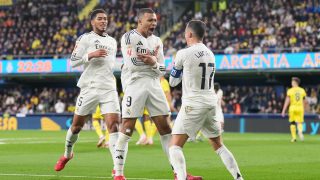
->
[169,67,182,87]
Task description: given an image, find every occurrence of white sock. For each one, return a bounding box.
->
[108,132,118,169]
[169,145,187,180]
[216,145,242,179]
[64,128,79,158]
[160,134,172,161]
[114,132,130,176]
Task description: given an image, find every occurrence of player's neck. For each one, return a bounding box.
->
[136,28,149,38]
[187,39,202,46]
[93,29,106,37]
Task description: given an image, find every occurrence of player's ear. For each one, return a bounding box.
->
[90,19,95,27]
[138,18,142,25]
[186,31,192,39]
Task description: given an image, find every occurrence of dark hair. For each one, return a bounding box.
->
[137,8,155,19]
[214,82,220,93]
[90,9,107,20]
[186,20,206,39]
[292,77,301,85]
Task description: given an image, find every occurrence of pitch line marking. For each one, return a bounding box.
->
[0,173,171,180]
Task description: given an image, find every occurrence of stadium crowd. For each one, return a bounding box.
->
[1,85,319,115]
[164,0,320,55]
[0,0,165,59]
[0,86,79,114]
[1,0,320,59]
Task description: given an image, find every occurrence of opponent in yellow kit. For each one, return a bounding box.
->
[282,77,307,142]
[92,104,151,147]
[92,105,109,148]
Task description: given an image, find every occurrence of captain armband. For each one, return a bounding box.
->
[170,67,182,78]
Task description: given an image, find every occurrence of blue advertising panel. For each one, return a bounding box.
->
[165,52,320,71]
[0,114,318,134]
[0,59,83,74]
[0,52,319,74]
[215,52,320,70]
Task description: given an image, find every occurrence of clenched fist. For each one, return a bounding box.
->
[88,49,108,60]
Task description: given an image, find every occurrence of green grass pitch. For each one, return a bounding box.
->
[0,130,319,180]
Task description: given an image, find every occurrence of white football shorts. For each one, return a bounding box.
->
[172,104,221,140]
[216,108,224,123]
[75,87,120,116]
[122,76,170,118]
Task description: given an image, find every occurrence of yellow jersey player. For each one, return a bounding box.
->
[92,105,109,148]
[282,77,307,142]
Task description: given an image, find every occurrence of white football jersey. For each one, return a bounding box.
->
[70,31,117,90]
[120,29,165,82]
[120,64,130,91]
[171,43,217,107]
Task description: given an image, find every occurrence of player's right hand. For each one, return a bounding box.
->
[88,49,108,60]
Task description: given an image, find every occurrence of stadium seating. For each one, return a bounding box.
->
[0,0,163,59]
[164,0,320,55]
[1,0,319,59]
[1,85,318,115]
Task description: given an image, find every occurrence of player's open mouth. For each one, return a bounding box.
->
[100,24,106,30]
[149,27,155,32]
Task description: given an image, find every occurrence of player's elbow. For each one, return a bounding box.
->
[70,61,80,68]
[70,56,83,68]
[169,77,180,87]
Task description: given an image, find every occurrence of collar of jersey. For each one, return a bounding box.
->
[91,31,108,37]
[134,29,153,39]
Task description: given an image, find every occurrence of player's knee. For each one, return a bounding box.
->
[290,121,296,125]
[71,125,82,134]
[107,121,119,133]
[122,127,134,136]
[157,125,172,135]
[121,121,135,136]
[209,137,222,150]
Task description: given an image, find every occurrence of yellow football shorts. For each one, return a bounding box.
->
[288,106,304,123]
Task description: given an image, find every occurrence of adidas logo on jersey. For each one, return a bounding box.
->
[136,41,143,46]
[116,155,124,159]
[94,40,100,44]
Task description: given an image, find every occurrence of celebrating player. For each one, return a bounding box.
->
[54,9,120,174]
[114,8,200,180]
[282,77,307,142]
[168,20,243,180]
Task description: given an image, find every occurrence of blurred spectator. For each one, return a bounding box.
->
[0,0,164,59]
[170,85,319,114]
[0,84,319,115]
[164,0,320,55]
[306,88,318,113]
[54,99,66,113]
